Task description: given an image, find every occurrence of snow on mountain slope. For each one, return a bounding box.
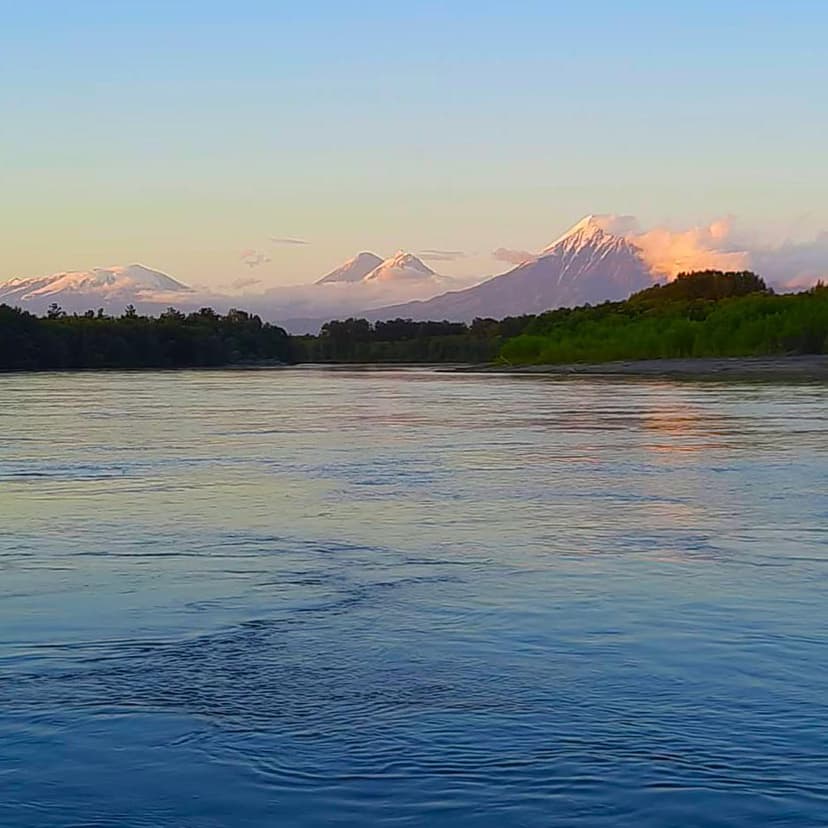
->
[315,252,384,284]
[362,216,656,322]
[1,265,188,299]
[0,217,669,325]
[0,265,192,313]
[362,251,437,283]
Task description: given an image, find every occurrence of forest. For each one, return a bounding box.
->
[1,272,826,371]
[0,305,292,370]
[295,271,828,365]
[500,272,828,364]
[290,317,523,364]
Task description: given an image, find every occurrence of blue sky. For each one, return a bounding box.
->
[2,1,827,286]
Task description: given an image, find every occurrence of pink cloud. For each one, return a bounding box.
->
[630,219,750,280]
[492,247,534,265]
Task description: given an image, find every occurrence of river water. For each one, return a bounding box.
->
[1,369,826,827]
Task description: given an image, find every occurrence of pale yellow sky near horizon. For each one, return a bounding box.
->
[3,181,826,290]
[4,3,827,291]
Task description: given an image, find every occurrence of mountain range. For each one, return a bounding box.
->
[0,216,752,326]
[316,249,456,290]
[0,265,192,315]
[315,252,383,284]
[363,216,653,322]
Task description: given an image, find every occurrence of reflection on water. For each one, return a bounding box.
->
[1,369,826,827]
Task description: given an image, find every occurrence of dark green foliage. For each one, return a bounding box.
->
[292,317,505,363]
[501,274,828,365]
[0,305,292,371]
[630,270,770,304]
[2,272,825,370]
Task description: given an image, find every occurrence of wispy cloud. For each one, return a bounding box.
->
[240,249,272,269]
[492,247,534,265]
[418,249,466,262]
[231,276,263,290]
[590,215,641,237]
[270,237,310,246]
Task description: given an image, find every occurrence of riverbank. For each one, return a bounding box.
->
[459,355,828,380]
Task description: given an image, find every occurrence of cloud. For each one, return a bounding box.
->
[418,249,466,262]
[589,215,642,237]
[231,276,263,290]
[750,232,828,290]
[270,237,310,246]
[775,272,823,291]
[492,214,828,290]
[492,247,535,265]
[623,218,828,289]
[240,249,271,269]
[629,219,750,280]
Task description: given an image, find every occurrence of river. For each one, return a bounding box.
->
[1,369,826,826]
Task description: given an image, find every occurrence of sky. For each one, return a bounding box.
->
[1,1,827,288]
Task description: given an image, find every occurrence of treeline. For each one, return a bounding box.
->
[294,271,828,365]
[0,305,292,370]
[2,272,827,371]
[292,317,530,363]
[501,272,828,364]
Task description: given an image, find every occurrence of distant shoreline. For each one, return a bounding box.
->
[455,355,828,381]
[3,356,828,381]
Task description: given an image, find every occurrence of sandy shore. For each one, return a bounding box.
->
[458,355,828,380]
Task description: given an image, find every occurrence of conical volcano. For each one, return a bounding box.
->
[363,216,655,321]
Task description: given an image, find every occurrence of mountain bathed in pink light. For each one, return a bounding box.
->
[2,216,827,329]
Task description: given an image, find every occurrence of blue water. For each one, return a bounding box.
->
[1,369,826,827]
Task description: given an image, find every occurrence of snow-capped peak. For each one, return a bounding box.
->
[362,215,656,323]
[53,264,186,293]
[316,252,383,284]
[544,215,623,253]
[363,251,436,282]
[350,252,383,267]
[0,264,190,302]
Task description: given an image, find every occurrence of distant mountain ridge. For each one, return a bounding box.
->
[316,252,383,284]
[0,264,190,313]
[1,217,664,325]
[316,250,448,286]
[361,216,655,322]
[363,251,437,282]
